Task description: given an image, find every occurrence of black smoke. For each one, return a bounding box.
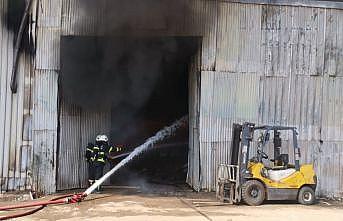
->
[60,36,198,144]
[60,0,208,144]
[79,0,196,35]
[2,0,32,53]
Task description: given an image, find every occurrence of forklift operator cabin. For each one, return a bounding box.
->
[57,36,199,189]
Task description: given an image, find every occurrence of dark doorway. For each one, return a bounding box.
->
[59,36,199,189]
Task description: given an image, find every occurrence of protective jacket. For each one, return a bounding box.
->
[86,143,114,165]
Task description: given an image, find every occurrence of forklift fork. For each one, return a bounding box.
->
[216,164,240,203]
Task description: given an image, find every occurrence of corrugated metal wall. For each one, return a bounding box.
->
[194,2,343,199]
[57,100,111,190]
[29,0,62,194]
[1,0,343,197]
[0,0,33,192]
[187,53,201,191]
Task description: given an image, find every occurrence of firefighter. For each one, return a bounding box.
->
[85,134,116,192]
[85,142,96,187]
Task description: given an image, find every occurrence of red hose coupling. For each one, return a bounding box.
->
[68,194,83,204]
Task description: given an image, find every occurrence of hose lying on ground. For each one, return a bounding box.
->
[0,193,83,220]
[0,117,187,220]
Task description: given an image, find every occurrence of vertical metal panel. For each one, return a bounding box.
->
[32,70,58,131]
[259,75,322,141]
[290,7,326,76]
[11,54,32,191]
[0,0,32,192]
[57,100,111,190]
[200,71,260,143]
[261,5,293,76]
[187,55,201,190]
[0,0,12,192]
[191,0,218,71]
[32,130,57,193]
[286,75,322,141]
[321,77,343,142]
[216,2,262,73]
[315,142,343,198]
[61,0,107,36]
[57,101,81,190]
[324,9,343,77]
[199,71,260,190]
[32,70,58,193]
[35,0,61,70]
[261,5,326,76]
[37,0,62,28]
[35,28,61,70]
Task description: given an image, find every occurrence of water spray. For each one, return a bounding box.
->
[0,116,188,220]
[84,115,187,196]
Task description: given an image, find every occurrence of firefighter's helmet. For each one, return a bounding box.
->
[96,135,108,142]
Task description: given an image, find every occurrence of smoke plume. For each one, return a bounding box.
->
[60,0,210,144]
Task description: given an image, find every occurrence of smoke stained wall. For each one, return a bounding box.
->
[2,0,32,54]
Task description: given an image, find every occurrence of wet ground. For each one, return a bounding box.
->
[1,184,342,221]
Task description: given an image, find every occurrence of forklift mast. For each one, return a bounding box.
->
[230,123,301,173]
[230,123,255,183]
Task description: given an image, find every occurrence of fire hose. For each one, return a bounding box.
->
[0,116,187,220]
[0,166,113,220]
[0,149,159,220]
[0,193,84,220]
[0,151,134,220]
[0,163,119,220]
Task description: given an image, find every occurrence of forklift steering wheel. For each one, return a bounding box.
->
[257,150,268,159]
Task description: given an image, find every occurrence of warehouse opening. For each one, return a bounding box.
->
[57,36,200,190]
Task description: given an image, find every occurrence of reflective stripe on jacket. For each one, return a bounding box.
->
[87,145,107,164]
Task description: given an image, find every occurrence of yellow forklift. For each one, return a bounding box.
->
[216,123,317,206]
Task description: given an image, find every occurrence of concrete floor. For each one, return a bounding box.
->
[1,184,342,221]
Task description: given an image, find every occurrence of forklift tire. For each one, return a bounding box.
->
[298,186,315,205]
[241,180,265,206]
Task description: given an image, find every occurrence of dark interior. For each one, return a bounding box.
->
[60,36,199,186]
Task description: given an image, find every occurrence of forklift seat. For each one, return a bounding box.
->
[266,168,296,182]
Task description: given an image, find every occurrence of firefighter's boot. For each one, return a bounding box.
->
[95,180,101,193]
